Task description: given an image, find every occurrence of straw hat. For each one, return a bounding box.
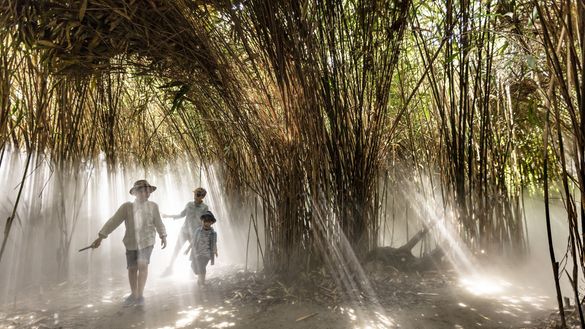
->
[129,180,157,195]
[200,210,216,223]
[193,187,207,195]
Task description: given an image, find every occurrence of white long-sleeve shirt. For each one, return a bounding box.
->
[98,200,167,250]
[168,201,208,237]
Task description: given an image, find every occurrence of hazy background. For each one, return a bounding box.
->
[0,146,574,309]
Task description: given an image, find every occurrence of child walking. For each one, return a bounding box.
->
[90,180,167,306]
[161,187,208,276]
[190,210,218,286]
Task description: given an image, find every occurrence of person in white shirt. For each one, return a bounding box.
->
[161,187,208,276]
[91,180,167,307]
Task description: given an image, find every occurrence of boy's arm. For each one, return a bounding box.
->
[153,203,168,249]
[210,231,217,265]
[213,231,218,257]
[92,203,127,248]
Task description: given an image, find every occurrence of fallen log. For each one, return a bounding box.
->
[365,228,445,271]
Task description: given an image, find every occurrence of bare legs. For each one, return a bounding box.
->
[169,239,186,266]
[162,233,188,275]
[128,268,138,297]
[197,273,206,286]
[128,262,149,298]
[137,263,148,297]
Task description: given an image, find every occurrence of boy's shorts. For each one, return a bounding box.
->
[191,255,210,275]
[126,245,154,269]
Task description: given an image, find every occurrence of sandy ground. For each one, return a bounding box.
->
[0,264,562,329]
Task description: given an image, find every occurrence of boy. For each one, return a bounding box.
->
[161,187,208,276]
[90,180,167,306]
[190,210,218,286]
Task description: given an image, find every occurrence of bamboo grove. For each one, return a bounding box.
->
[0,0,584,313]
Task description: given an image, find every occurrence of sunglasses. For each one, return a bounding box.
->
[195,192,205,197]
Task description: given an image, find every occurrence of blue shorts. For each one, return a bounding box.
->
[126,246,154,269]
[191,255,210,275]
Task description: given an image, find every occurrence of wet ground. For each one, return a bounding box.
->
[0,264,565,328]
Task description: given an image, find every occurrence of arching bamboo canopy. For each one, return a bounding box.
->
[1,0,568,275]
[5,1,585,326]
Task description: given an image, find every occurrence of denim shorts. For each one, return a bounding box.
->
[191,255,210,275]
[126,245,154,269]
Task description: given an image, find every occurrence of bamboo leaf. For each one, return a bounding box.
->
[88,34,101,50]
[525,55,537,69]
[497,41,509,55]
[79,0,88,21]
[170,85,190,113]
[37,40,58,48]
[159,81,185,89]
[446,53,458,64]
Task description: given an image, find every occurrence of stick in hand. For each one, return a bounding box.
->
[79,237,102,252]
[78,245,93,252]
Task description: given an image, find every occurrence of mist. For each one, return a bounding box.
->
[0,147,263,306]
[0,146,574,328]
